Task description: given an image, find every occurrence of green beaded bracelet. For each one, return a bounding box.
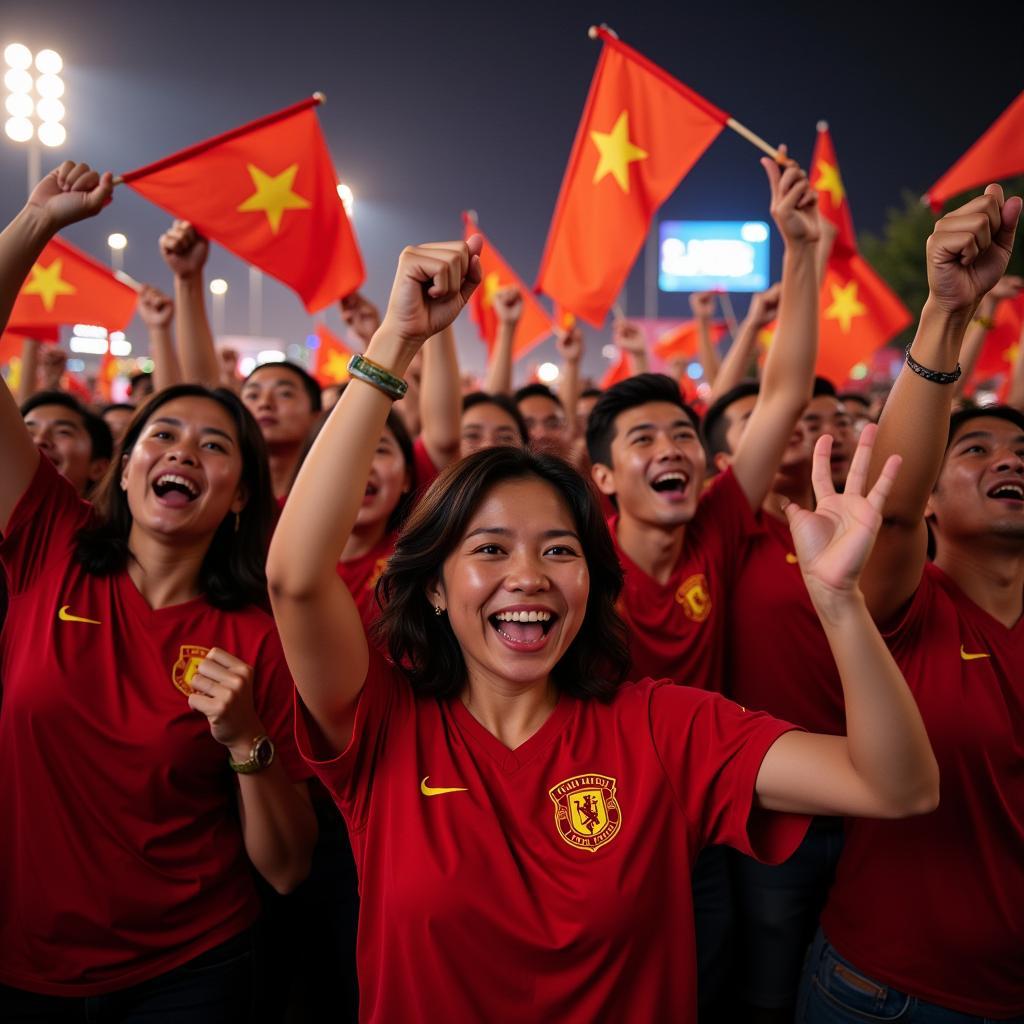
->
[347,353,409,401]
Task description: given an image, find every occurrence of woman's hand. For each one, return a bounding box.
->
[26,161,112,235]
[188,648,265,759]
[784,423,901,617]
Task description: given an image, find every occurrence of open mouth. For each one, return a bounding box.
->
[152,473,200,507]
[489,609,557,649]
[987,482,1024,502]
[650,471,689,497]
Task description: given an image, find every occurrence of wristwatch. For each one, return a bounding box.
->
[228,735,275,775]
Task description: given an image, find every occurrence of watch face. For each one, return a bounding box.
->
[253,736,275,769]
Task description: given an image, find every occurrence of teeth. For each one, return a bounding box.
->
[991,483,1024,499]
[652,472,688,484]
[155,473,199,496]
[494,610,552,623]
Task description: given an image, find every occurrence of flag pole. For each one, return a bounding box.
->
[587,25,793,166]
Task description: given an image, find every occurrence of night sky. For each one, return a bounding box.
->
[2,0,1022,379]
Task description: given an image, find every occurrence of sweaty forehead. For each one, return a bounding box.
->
[949,415,1024,448]
[464,477,576,533]
[613,400,696,435]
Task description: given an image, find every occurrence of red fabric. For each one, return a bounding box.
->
[822,563,1024,1016]
[811,125,857,258]
[297,649,809,1023]
[925,90,1024,211]
[599,350,632,389]
[411,435,440,494]
[0,457,307,996]
[535,30,727,326]
[312,322,353,386]
[973,292,1024,381]
[0,327,59,366]
[336,531,397,633]
[8,236,137,331]
[465,214,554,362]
[727,513,844,734]
[653,319,727,361]
[123,98,363,313]
[611,467,757,692]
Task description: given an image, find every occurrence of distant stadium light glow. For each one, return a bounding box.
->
[537,362,559,383]
[34,49,62,75]
[4,43,32,70]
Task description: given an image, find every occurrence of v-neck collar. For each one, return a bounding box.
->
[930,563,1023,635]
[449,692,577,774]
[117,570,208,619]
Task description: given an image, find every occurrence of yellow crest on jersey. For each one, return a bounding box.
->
[549,774,622,852]
[172,644,211,696]
[675,573,711,622]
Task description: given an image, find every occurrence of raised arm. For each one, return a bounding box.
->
[483,285,520,395]
[613,319,650,376]
[689,291,721,385]
[268,236,483,753]
[730,152,820,509]
[137,284,182,394]
[1008,317,1024,411]
[418,324,462,469]
[555,324,584,436]
[0,161,111,529]
[860,186,1021,622]
[159,221,220,388]
[756,426,939,818]
[709,283,780,400]
[953,275,1023,397]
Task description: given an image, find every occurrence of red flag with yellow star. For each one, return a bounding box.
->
[811,123,857,258]
[311,322,353,386]
[463,213,555,361]
[818,253,911,383]
[599,351,632,389]
[8,237,137,331]
[653,319,728,361]
[121,96,364,313]
[535,29,728,326]
[925,91,1024,212]
[974,293,1024,381]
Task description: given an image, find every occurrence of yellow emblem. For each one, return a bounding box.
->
[675,573,711,622]
[172,644,211,696]
[549,773,622,852]
[366,556,389,592]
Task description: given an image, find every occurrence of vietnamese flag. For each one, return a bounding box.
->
[818,253,912,383]
[312,323,353,386]
[8,237,137,331]
[654,319,728,361]
[811,123,857,258]
[974,293,1024,381]
[535,29,727,326]
[925,91,1024,212]
[463,214,554,362]
[600,351,632,389]
[121,96,364,313]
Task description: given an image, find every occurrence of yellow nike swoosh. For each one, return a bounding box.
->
[960,645,990,662]
[785,553,798,564]
[420,776,468,797]
[58,605,102,625]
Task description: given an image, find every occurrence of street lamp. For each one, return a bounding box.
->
[4,43,65,195]
[336,182,354,218]
[209,278,228,337]
[107,232,127,273]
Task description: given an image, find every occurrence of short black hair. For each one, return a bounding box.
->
[244,360,323,412]
[462,391,529,445]
[701,381,760,459]
[586,373,699,469]
[101,402,135,416]
[514,382,563,409]
[946,404,1024,450]
[21,390,113,461]
[129,371,152,390]
[837,391,871,410]
[812,376,837,398]
[580,387,603,400]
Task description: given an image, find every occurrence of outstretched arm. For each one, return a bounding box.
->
[710,283,781,400]
[731,150,820,510]
[953,275,1022,397]
[613,319,650,376]
[556,324,584,435]
[0,161,112,529]
[690,291,720,385]
[137,284,182,394]
[756,426,938,818]
[483,286,520,395]
[419,324,462,469]
[860,186,1021,622]
[160,221,219,388]
[268,236,483,754]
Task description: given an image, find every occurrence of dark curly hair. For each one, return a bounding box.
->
[374,446,630,701]
[74,384,273,610]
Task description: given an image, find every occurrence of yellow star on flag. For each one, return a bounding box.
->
[814,160,845,207]
[22,258,77,311]
[824,280,868,333]
[236,163,312,233]
[323,350,350,381]
[482,271,504,307]
[590,111,648,193]
[1004,343,1020,365]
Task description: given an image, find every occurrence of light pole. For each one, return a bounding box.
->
[4,44,65,196]
[107,232,127,273]
[209,278,228,337]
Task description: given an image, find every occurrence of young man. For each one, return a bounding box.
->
[801,184,1024,1021]
[800,379,855,490]
[514,383,572,458]
[21,391,112,497]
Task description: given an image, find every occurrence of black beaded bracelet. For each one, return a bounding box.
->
[905,349,961,385]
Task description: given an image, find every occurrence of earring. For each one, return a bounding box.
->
[433,605,444,616]
[234,512,241,534]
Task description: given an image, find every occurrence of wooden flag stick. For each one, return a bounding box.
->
[718,290,739,337]
[114,269,143,292]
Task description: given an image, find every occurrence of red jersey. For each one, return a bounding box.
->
[611,467,757,691]
[822,563,1024,1016]
[337,531,397,632]
[727,512,844,734]
[298,652,809,1023]
[0,457,307,997]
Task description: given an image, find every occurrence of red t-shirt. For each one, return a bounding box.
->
[412,436,440,495]
[298,652,809,1023]
[0,457,307,997]
[822,563,1024,1016]
[611,467,757,691]
[337,531,397,632]
[727,512,844,734]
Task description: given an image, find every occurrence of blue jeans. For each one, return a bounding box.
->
[797,928,1024,1023]
[0,928,255,1023]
